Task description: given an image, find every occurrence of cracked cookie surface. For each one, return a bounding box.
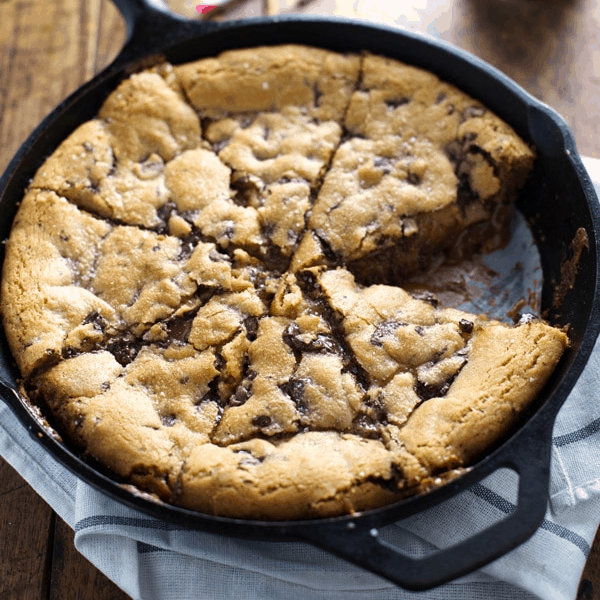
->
[1,45,567,520]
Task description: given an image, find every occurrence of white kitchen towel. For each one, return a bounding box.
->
[1,156,600,600]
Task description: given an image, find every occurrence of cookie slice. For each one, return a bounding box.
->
[1,190,118,377]
[175,45,360,121]
[177,431,406,519]
[99,66,202,163]
[24,280,270,501]
[393,318,569,485]
[28,345,219,500]
[293,54,536,282]
[29,120,174,229]
[30,66,203,229]
[291,134,460,279]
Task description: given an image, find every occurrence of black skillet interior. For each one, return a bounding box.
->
[1,0,600,591]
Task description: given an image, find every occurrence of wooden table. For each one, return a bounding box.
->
[1,0,600,597]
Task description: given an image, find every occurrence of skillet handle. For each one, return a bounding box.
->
[296,424,553,591]
[109,0,218,65]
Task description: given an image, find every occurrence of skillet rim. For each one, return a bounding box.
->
[1,10,599,588]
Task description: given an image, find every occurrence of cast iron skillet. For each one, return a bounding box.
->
[1,0,600,591]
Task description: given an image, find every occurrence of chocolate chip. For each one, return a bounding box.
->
[107,153,117,177]
[213,139,229,153]
[232,385,252,406]
[461,106,486,122]
[385,97,410,109]
[459,319,474,333]
[373,156,394,174]
[370,319,404,347]
[156,201,176,231]
[311,335,338,353]
[457,173,478,203]
[106,335,143,367]
[243,316,259,341]
[164,313,195,345]
[280,378,307,412]
[262,223,275,238]
[352,413,381,439]
[195,285,217,305]
[313,230,338,263]
[283,323,339,355]
[62,346,78,359]
[178,229,202,259]
[411,291,439,307]
[295,269,319,295]
[200,116,214,132]
[160,414,176,427]
[414,361,464,401]
[209,248,229,262]
[239,114,254,129]
[444,140,462,164]
[313,83,323,107]
[407,172,421,186]
[466,143,498,172]
[231,173,261,207]
[139,156,164,176]
[235,450,262,466]
[367,463,404,492]
[415,379,447,401]
[252,415,272,428]
[219,223,235,242]
[82,311,106,331]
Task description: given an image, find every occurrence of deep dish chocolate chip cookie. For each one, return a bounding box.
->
[1,45,568,520]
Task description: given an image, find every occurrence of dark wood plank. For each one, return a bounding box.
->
[48,517,131,600]
[95,0,127,73]
[0,0,105,175]
[579,526,600,599]
[0,458,54,600]
[441,0,581,138]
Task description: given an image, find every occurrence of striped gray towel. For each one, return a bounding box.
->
[1,157,600,600]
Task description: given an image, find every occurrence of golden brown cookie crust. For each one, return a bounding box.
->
[1,45,566,520]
